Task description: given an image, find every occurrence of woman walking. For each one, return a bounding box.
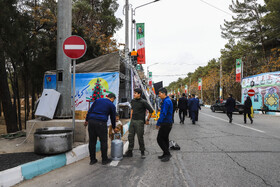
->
[244,96,253,124]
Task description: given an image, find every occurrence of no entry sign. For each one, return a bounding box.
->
[63,36,87,59]
[248,89,255,97]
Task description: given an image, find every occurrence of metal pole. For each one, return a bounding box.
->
[125,0,130,101]
[72,59,76,142]
[220,58,222,99]
[131,6,133,51]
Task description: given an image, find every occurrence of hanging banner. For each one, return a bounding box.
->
[44,72,119,111]
[185,85,188,94]
[236,59,242,82]
[136,23,145,64]
[198,78,202,90]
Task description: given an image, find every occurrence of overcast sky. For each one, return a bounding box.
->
[113,0,251,86]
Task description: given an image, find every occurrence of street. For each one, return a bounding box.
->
[17,107,280,187]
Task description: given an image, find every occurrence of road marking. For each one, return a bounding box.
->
[65,45,84,50]
[201,112,265,133]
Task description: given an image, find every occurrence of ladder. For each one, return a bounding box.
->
[130,64,155,111]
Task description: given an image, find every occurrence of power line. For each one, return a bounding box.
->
[199,0,233,16]
[153,74,189,77]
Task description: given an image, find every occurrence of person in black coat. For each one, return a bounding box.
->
[244,96,253,124]
[171,95,177,123]
[225,94,236,123]
[178,93,188,124]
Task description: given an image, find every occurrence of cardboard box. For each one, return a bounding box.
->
[75,110,88,120]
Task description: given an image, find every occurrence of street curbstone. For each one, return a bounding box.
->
[21,154,66,180]
[0,166,23,187]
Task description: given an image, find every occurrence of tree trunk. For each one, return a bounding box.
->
[31,85,35,119]
[0,48,18,133]
[15,77,22,130]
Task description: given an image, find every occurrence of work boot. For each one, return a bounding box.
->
[89,159,97,165]
[124,150,133,157]
[141,151,146,159]
[161,154,172,162]
[158,154,165,159]
[102,158,112,165]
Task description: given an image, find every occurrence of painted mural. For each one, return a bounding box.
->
[44,72,119,111]
[241,71,280,111]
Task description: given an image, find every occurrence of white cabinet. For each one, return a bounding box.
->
[35,89,60,119]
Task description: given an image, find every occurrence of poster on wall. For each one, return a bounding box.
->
[241,71,280,111]
[44,72,119,111]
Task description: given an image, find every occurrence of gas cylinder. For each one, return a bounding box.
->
[111,133,123,161]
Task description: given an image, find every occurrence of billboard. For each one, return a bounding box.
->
[241,71,280,111]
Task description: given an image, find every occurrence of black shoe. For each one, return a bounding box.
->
[141,151,146,159]
[124,150,133,157]
[251,120,253,124]
[192,122,195,125]
[158,154,165,159]
[89,159,97,165]
[102,158,112,165]
[229,119,232,123]
[161,155,172,162]
[244,121,246,124]
[182,121,184,124]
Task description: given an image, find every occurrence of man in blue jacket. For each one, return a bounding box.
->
[84,93,117,165]
[156,88,173,162]
[188,94,200,125]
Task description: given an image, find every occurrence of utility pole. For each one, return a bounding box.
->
[124,0,131,101]
[55,0,72,118]
[219,58,223,99]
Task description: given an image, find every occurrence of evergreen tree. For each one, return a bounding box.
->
[221,0,268,57]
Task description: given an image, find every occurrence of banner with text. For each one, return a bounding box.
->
[136,23,145,64]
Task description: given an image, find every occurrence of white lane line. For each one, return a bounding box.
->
[65,45,84,50]
[201,112,265,133]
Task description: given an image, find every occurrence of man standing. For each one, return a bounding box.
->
[156,88,173,162]
[188,94,200,125]
[225,94,236,123]
[171,95,177,123]
[85,93,117,165]
[178,93,188,124]
[124,88,153,159]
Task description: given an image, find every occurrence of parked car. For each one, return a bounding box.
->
[210,100,244,114]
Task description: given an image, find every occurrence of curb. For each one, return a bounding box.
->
[254,111,280,116]
[0,121,130,187]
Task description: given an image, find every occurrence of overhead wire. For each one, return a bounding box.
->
[199,0,233,17]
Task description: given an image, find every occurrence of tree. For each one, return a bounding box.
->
[221,0,268,57]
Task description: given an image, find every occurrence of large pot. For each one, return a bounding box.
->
[34,127,73,155]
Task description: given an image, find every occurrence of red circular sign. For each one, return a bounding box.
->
[63,36,87,59]
[248,89,255,97]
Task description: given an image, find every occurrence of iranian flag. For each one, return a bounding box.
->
[136,23,145,64]
[198,78,202,91]
[236,59,242,82]
[185,85,188,93]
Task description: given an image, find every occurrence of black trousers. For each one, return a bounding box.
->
[195,110,199,121]
[179,109,186,123]
[88,119,108,161]
[157,123,172,156]
[244,111,252,123]
[227,112,233,120]
[190,111,196,123]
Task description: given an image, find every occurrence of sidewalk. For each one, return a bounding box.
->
[0,121,130,187]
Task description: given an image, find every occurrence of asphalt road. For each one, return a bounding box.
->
[17,107,280,187]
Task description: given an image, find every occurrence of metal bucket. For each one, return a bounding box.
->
[34,127,73,155]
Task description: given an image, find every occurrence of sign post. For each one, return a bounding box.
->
[63,36,87,141]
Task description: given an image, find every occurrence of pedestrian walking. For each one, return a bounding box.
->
[244,96,253,124]
[178,93,188,124]
[124,88,153,159]
[225,94,236,123]
[195,96,201,121]
[84,93,117,165]
[171,95,177,123]
[188,95,192,118]
[188,94,200,125]
[156,88,173,162]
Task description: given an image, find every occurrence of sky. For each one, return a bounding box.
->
[113,0,244,87]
